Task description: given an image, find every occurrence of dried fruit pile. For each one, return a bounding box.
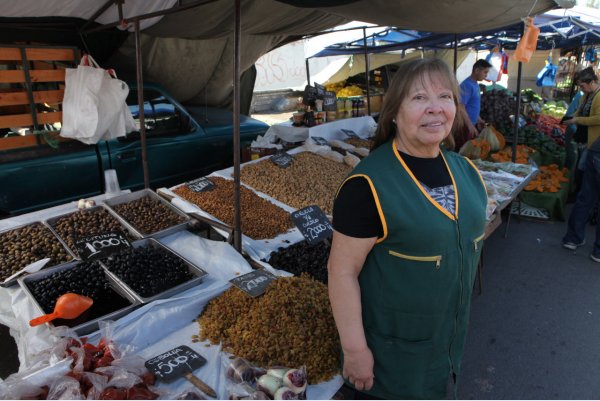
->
[0,223,72,281]
[266,241,331,283]
[111,195,185,235]
[240,152,352,215]
[103,246,194,298]
[50,208,134,256]
[173,177,293,239]
[27,260,130,325]
[344,138,373,149]
[198,275,340,383]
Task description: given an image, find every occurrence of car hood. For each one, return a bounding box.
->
[186,106,269,136]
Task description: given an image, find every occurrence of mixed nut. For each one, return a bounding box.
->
[111,195,186,235]
[240,152,352,215]
[198,275,340,383]
[173,177,294,239]
[0,223,72,282]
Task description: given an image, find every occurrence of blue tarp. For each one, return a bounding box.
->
[311,14,600,58]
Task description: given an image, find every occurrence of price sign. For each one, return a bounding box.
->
[74,231,131,260]
[230,270,277,297]
[341,129,360,139]
[315,82,326,98]
[291,205,333,245]
[323,91,337,111]
[270,152,294,168]
[145,345,207,382]
[186,177,215,193]
[302,85,317,107]
[311,136,329,146]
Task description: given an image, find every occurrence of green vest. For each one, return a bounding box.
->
[344,140,487,399]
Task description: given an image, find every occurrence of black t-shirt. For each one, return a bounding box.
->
[333,150,452,238]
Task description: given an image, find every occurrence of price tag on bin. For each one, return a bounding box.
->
[291,205,333,245]
[74,231,131,261]
[145,345,216,398]
[270,152,294,168]
[230,270,277,297]
[186,177,215,193]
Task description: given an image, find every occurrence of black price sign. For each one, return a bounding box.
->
[311,136,329,146]
[270,152,294,168]
[341,129,360,139]
[303,85,317,107]
[145,345,207,382]
[291,205,333,245]
[323,91,337,111]
[74,231,131,260]
[186,177,215,193]
[230,270,276,297]
[315,82,326,98]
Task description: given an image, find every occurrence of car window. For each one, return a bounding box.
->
[126,89,194,137]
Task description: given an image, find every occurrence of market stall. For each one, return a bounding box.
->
[0,1,576,399]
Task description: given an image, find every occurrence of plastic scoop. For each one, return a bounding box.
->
[29,293,93,327]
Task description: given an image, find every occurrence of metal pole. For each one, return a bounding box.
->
[305,57,310,86]
[134,20,149,188]
[233,0,242,252]
[512,61,523,163]
[363,27,371,116]
[453,34,458,73]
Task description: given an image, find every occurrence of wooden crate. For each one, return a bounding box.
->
[0,45,79,151]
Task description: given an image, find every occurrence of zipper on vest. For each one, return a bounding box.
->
[388,250,442,268]
[448,217,465,388]
[473,233,485,251]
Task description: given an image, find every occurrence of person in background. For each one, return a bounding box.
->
[563,85,584,198]
[458,59,492,140]
[328,58,487,399]
[562,67,600,260]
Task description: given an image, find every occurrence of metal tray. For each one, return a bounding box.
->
[103,189,190,239]
[45,205,142,258]
[0,221,77,288]
[18,260,140,336]
[99,238,208,304]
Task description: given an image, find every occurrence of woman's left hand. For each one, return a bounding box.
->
[563,118,576,125]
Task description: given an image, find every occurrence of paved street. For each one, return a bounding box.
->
[460,207,600,399]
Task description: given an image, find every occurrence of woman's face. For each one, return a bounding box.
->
[578,80,598,94]
[395,73,456,156]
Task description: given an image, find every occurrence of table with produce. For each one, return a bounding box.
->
[462,88,574,220]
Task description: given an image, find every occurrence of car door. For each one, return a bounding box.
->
[0,136,110,215]
[108,85,221,191]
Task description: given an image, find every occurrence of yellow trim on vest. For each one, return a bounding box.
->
[391,141,456,221]
[388,250,442,268]
[338,174,389,244]
[473,232,485,251]
[464,157,488,194]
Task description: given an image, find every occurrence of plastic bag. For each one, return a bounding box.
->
[536,58,557,87]
[485,50,504,82]
[514,17,540,63]
[61,54,135,145]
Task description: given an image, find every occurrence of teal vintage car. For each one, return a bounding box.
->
[0,83,269,216]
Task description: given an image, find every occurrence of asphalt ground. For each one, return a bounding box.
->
[1,206,599,399]
[460,206,600,399]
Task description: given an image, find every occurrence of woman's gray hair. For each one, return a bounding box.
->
[372,58,460,151]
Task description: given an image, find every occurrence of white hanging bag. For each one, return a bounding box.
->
[61,54,134,144]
